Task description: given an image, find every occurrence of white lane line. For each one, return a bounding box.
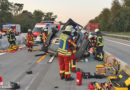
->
[25,72,39,90]
[48,55,55,63]
[0,53,6,56]
[105,39,130,47]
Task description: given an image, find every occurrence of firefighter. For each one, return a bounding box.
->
[41,27,48,49]
[71,29,77,72]
[58,25,77,81]
[6,29,11,42]
[88,34,97,56]
[26,29,33,52]
[8,29,16,48]
[95,29,104,61]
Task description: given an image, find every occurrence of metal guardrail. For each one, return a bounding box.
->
[103,33,130,38]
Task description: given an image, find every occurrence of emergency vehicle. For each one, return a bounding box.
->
[86,23,99,32]
[0,32,2,39]
[32,21,61,42]
[1,24,21,35]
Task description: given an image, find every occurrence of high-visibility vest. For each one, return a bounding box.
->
[96,36,104,46]
[41,33,47,42]
[9,34,15,41]
[58,33,72,56]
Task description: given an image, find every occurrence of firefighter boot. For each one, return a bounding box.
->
[65,77,74,81]
[61,74,65,80]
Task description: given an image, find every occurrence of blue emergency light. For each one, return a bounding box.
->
[8,24,12,27]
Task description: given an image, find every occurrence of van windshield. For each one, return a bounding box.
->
[33,27,42,33]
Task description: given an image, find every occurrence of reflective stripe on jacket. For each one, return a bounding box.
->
[9,34,16,41]
[42,33,47,42]
[58,33,77,56]
[96,36,103,46]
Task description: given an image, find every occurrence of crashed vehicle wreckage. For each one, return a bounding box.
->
[41,19,90,59]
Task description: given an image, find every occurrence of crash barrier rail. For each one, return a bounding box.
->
[103,33,130,39]
[104,51,130,75]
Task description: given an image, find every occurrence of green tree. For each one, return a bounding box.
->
[0,0,13,29]
[12,3,24,15]
[43,12,57,21]
[33,10,44,23]
[123,0,130,7]
[99,8,111,31]
[13,10,35,32]
[111,0,121,17]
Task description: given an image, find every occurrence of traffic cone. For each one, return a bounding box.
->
[0,76,3,82]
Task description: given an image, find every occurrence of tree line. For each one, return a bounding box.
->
[88,0,130,32]
[0,0,58,32]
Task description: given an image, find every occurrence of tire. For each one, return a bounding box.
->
[75,39,89,59]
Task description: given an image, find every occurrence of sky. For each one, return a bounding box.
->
[9,0,113,26]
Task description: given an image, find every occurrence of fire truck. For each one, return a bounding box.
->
[86,23,99,32]
[1,24,21,35]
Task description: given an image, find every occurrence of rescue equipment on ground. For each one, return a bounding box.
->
[87,82,112,90]
[8,45,19,52]
[0,76,2,82]
[108,70,130,90]
[76,68,82,85]
[82,72,106,79]
[96,56,121,76]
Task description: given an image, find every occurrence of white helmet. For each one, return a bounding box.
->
[81,30,87,34]
[65,25,73,32]
[95,28,100,33]
[43,27,48,31]
[43,26,47,29]
[28,29,31,32]
[88,35,94,39]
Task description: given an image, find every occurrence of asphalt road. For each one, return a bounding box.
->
[0,35,129,90]
[0,43,107,90]
[104,36,130,65]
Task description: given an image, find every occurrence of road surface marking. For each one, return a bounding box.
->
[37,54,47,63]
[104,36,130,42]
[25,73,39,90]
[105,39,130,47]
[48,56,55,63]
[0,53,5,56]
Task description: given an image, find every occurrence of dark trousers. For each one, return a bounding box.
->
[96,46,104,60]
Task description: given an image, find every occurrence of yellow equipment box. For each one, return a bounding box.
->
[108,70,130,90]
[96,65,106,75]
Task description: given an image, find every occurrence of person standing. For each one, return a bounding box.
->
[95,29,104,61]
[26,29,34,52]
[8,29,16,49]
[71,29,77,72]
[41,27,48,47]
[58,25,77,81]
